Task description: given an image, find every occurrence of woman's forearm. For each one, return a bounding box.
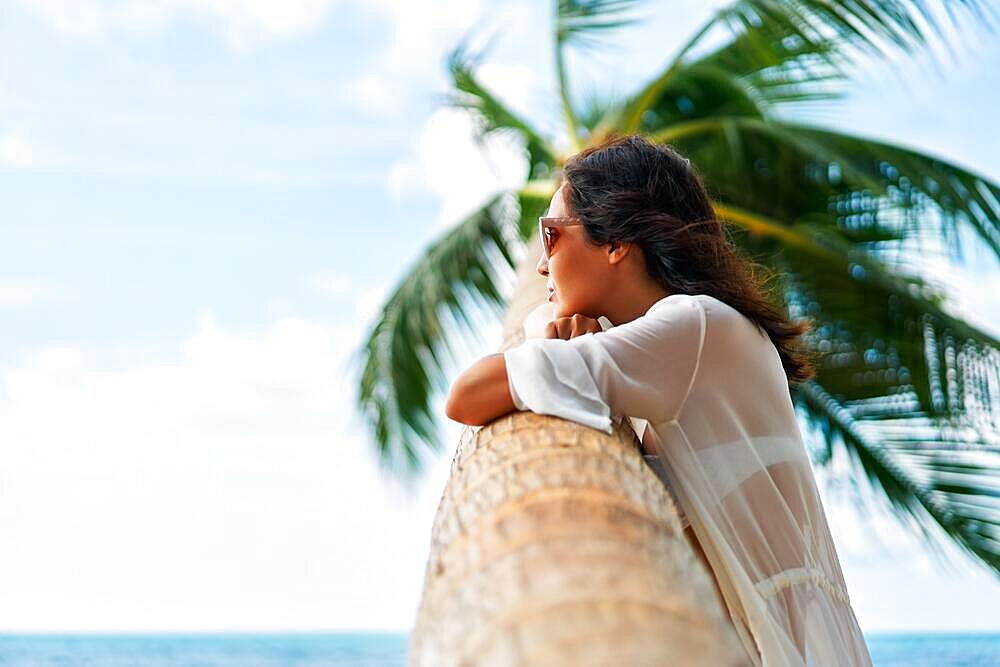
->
[444,352,518,427]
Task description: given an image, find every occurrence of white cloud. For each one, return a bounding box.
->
[34,345,84,374]
[306,271,392,327]
[0,312,455,631]
[0,281,58,307]
[340,0,560,132]
[362,0,485,79]
[340,72,405,119]
[15,0,338,51]
[364,9,551,232]
[338,0,497,119]
[0,131,42,169]
[308,268,354,296]
[386,106,529,230]
[203,0,338,52]
[473,62,545,124]
[386,157,425,199]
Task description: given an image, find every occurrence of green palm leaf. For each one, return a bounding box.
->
[352,0,1000,576]
[555,0,650,51]
[772,123,1000,257]
[442,37,560,181]
[595,0,993,137]
[555,0,650,149]
[347,194,522,483]
[797,380,1000,573]
[652,116,1000,257]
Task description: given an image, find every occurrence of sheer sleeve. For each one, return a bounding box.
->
[504,295,707,434]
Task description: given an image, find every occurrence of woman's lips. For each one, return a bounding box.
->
[548,290,555,301]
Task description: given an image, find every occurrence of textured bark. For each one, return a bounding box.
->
[408,247,749,666]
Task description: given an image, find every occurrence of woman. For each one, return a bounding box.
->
[444,134,872,666]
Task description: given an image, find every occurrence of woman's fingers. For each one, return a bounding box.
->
[544,314,602,339]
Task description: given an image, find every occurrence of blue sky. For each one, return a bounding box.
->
[1,0,999,633]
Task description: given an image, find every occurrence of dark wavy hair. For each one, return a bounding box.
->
[560,133,817,385]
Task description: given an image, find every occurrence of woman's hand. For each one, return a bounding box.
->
[544,313,603,340]
[523,302,604,340]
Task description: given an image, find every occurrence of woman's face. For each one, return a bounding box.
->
[536,183,612,318]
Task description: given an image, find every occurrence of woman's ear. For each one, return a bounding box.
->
[607,240,634,265]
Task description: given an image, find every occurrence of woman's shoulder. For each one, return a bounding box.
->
[691,293,738,316]
[649,293,740,324]
[650,294,766,348]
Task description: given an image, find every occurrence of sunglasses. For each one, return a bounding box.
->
[538,216,583,260]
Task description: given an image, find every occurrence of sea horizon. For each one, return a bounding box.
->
[1,629,998,666]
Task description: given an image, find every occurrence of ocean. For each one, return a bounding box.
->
[0,632,997,666]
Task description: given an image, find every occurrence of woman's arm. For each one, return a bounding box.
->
[444,353,517,427]
[445,307,603,428]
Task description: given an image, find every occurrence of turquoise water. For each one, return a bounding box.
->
[0,633,408,666]
[0,632,997,665]
[867,633,1000,666]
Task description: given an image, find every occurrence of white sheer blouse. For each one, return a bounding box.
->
[504,293,872,666]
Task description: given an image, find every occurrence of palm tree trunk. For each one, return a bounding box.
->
[408,250,748,666]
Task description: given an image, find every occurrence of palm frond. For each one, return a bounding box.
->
[441,38,560,181]
[795,363,1000,575]
[594,0,993,137]
[516,180,559,240]
[684,1,993,69]
[648,115,1000,261]
[638,63,769,131]
[693,17,849,109]
[346,194,522,482]
[772,122,1000,259]
[555,0,650,52]
[576,88,630,134]
[716,202,996,347]
[554,0,650,149]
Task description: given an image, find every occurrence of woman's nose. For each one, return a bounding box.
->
[536,253,548,276]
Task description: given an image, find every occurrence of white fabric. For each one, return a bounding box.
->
[504,294,872,666]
